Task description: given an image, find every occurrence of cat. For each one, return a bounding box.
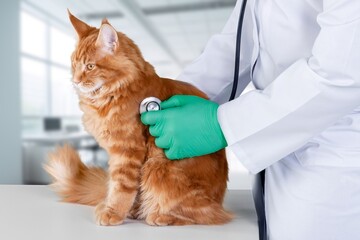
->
[44,11,232,226]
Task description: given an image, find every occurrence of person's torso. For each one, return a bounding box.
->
[250,0,360,167]
[251,0,321,89]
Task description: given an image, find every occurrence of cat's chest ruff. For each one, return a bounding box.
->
[82,101,143,148]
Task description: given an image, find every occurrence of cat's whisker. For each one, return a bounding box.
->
[73,80,104,94]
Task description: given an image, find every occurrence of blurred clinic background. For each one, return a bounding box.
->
[0,0,250,189]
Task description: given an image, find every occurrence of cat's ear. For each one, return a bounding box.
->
[101,18,110,25]
[67,9,92,39]
[95,24,118,54]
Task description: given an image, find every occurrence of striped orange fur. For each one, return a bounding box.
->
[44,11,232,226]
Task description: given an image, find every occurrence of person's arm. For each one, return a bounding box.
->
[219,0,360,173]
[177,0,253,101]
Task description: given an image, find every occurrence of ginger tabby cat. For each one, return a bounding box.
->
[44,11,232,226]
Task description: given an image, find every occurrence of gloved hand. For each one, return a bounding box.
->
[141,95,227,160]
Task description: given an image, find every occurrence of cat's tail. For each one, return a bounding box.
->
[44,144,108,206]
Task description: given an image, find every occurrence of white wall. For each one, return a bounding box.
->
[0,0,22,184]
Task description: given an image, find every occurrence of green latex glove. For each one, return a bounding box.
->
[141,95,227,160]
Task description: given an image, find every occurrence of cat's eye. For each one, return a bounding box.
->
[86,63,95,71]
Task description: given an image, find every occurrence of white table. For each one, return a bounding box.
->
[0,185,259,240]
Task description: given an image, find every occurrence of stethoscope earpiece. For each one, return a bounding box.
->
[139,97,162,114]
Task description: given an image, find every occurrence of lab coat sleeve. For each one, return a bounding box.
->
[177,0,253,100]
[218,0,360,174]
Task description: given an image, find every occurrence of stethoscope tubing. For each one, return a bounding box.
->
[229,0,248,101]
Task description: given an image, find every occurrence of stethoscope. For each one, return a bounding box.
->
[139,0,248,114]
[139,97,162,114]
[139,1,268,239]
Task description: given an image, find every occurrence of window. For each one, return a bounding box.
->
[20,10,78,118]
[50,27,74,67]
[21,11,47,58]
[21,57,47,115]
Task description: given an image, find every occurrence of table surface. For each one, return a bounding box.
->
[0,185,258,240]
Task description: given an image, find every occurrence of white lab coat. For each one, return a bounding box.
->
[178,0,360,239]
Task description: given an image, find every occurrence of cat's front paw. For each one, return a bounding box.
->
[95,202,125,226]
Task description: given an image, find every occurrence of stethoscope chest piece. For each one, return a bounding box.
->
[139,97,162,114]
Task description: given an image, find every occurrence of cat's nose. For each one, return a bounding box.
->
[72,77,81,84]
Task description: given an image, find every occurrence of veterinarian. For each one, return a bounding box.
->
[141,1,360,239]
